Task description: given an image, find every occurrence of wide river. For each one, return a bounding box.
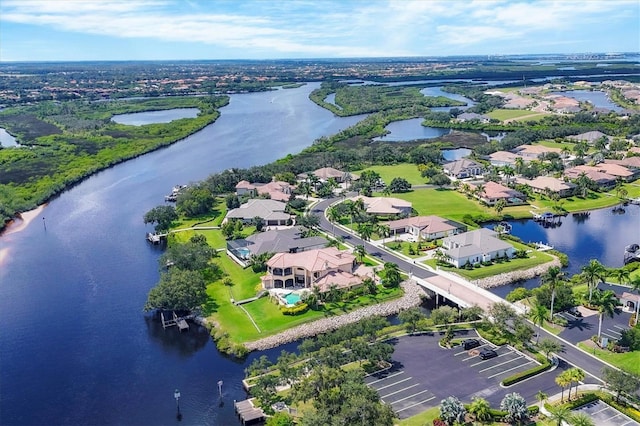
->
[0,82,365,426]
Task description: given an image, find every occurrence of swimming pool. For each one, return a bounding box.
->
[283,292,301,305]
[237,247,251,258]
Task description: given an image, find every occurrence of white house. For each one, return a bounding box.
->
[441,228,515,268]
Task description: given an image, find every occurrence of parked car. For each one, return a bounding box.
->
[567,307,582,317]
[462,339,480,350]
[479,348,497,360]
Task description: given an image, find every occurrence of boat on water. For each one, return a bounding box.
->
[495,221,512,234]
[625,243,640,253]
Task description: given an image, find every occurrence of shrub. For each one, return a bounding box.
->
[552,314,568,326]
[548,249,569,267]
[559,393,599,410]
[502,361,551,386]
[280,303,309,315]
[506,287,531,302]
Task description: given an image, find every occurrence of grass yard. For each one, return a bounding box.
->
[487,109,549,122]
[356,163,426,186]
[536,139,573,150]
[577,342,640,376]
[426,241,555,280]
[396,407,440,426]
[531,191,623,212]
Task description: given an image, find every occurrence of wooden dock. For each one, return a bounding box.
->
[161,311,190,332]
[234,399,265,425]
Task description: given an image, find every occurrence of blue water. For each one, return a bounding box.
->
[488,205,640,298]
[284,293,301,305]
[112,108,200,125]
[0,127,18,147]
[550,90,624,112]
[374,118,451,141]
[442,148,472,161]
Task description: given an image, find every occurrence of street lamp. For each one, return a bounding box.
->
[174,389,182,421]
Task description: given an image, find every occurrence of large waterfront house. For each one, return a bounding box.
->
[227,226,327,265]
[443,159,485,179]
[488,151,520,167]
[516,176,576,198]
[456,112,490,123]
[469,181,525,206]
[348,195,412,217]
[386,215,467,241]
[564,166,618,189]
[441,228,516,268]
[235,180,295,202]
[261,247,369,292]
[224,199,292,226]
[567,130,612,145]
[297,167,358,184]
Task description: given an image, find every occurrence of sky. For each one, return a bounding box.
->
[0,0,638,62]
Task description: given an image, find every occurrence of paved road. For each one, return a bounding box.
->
[311,196,620,383]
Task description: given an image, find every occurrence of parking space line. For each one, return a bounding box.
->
[395,396,436,413]
[368,371,404,385]
[606,328,621,335]
[479,355,523,372]
[389,389,432,405]
[469,352,513,367]
[381,383,420,399]
[593,407,609,415]
[487,361,533,379]
[376,377,413,391]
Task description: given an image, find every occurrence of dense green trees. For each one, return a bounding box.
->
[144,205,178,232]
[144,268,207,311]
[602,367,640,402]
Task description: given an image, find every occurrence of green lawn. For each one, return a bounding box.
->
[487,109,549,122]
[536,139,572,149]
[396,406,439,426]
[577,342,640,376]
[427,241,555,280]
[531,191,623,212]
[356,163,426,186]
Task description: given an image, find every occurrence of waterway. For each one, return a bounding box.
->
[111,107,201,125]
[550,90,624,112]
[0,127,18,147]
[488,204,640,298]
[0,82,367,426]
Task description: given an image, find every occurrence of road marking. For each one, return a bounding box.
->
[613,324,627,331]
[487,361,534,379]
[389,389,432,405]
[368,371,404,385]
[376,377,413,391]
[606,328,621,336]
[381,383,420,399]
[479,355,523,372]
[395,396,436,413]
[470,352,512,367]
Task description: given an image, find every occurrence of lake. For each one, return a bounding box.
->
[487,205,640,298]
[0,127,18,147]
[0,82,368,426]
[111,108,201,125]
[550,90,624,112]
[374,118,451,141]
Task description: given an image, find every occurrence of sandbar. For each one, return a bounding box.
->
[1,204,47,237]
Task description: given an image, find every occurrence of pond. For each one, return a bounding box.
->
[323,93,343,110]
[373,118,451,141]
[442,148,472,161]
[550,90,624,112]
[111,107,200,125]
[0,127,18,147]
[487,204,640,298]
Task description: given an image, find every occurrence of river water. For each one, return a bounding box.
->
[111,108,200,125]
[0,82,366,426]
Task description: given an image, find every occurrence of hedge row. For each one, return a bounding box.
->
[281,303,309,315]
[502,360,551,386]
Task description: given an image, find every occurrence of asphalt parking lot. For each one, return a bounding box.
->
[558,308,632,346]
[365,332,568,419]
[573,400,640,426]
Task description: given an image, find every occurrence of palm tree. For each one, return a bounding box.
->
[570,412,595,426]
[582,259,607,304]
[357,222,374,241]
[514,157,525,175]
[326,205,341,235]
[382,262,402,288]
[502,165,515,185]
[353,245,367,264]
[377,224,390,244]
[575,171,592,198]
[609,267,630,286]
[548,405,572,426]
[630,275,640,325]
[568,368,585,401]
[592,289,619,343]
[535,390,548,408]
[541,266,565,322]
[529,301,548,343]
[555,371,571,402]
[469,397,491,424]
[494,198,507,216]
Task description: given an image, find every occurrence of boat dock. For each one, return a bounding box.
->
[164,184,188,202]
[161,311,191,332]
[530,211,556,221]
[234,399,265,425]
[533,242,554,251]
[146,232,167,244]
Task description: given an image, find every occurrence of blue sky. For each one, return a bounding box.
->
[1,0,638,62]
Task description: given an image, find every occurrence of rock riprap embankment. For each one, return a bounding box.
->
[472,258,561,289]
[244,280,424,351]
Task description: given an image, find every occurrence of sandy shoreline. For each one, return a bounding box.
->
[1,204,47,237]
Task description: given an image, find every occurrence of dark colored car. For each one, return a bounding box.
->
[462,339,480,350]
[568,307,582,317]
[479,349,498,360]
